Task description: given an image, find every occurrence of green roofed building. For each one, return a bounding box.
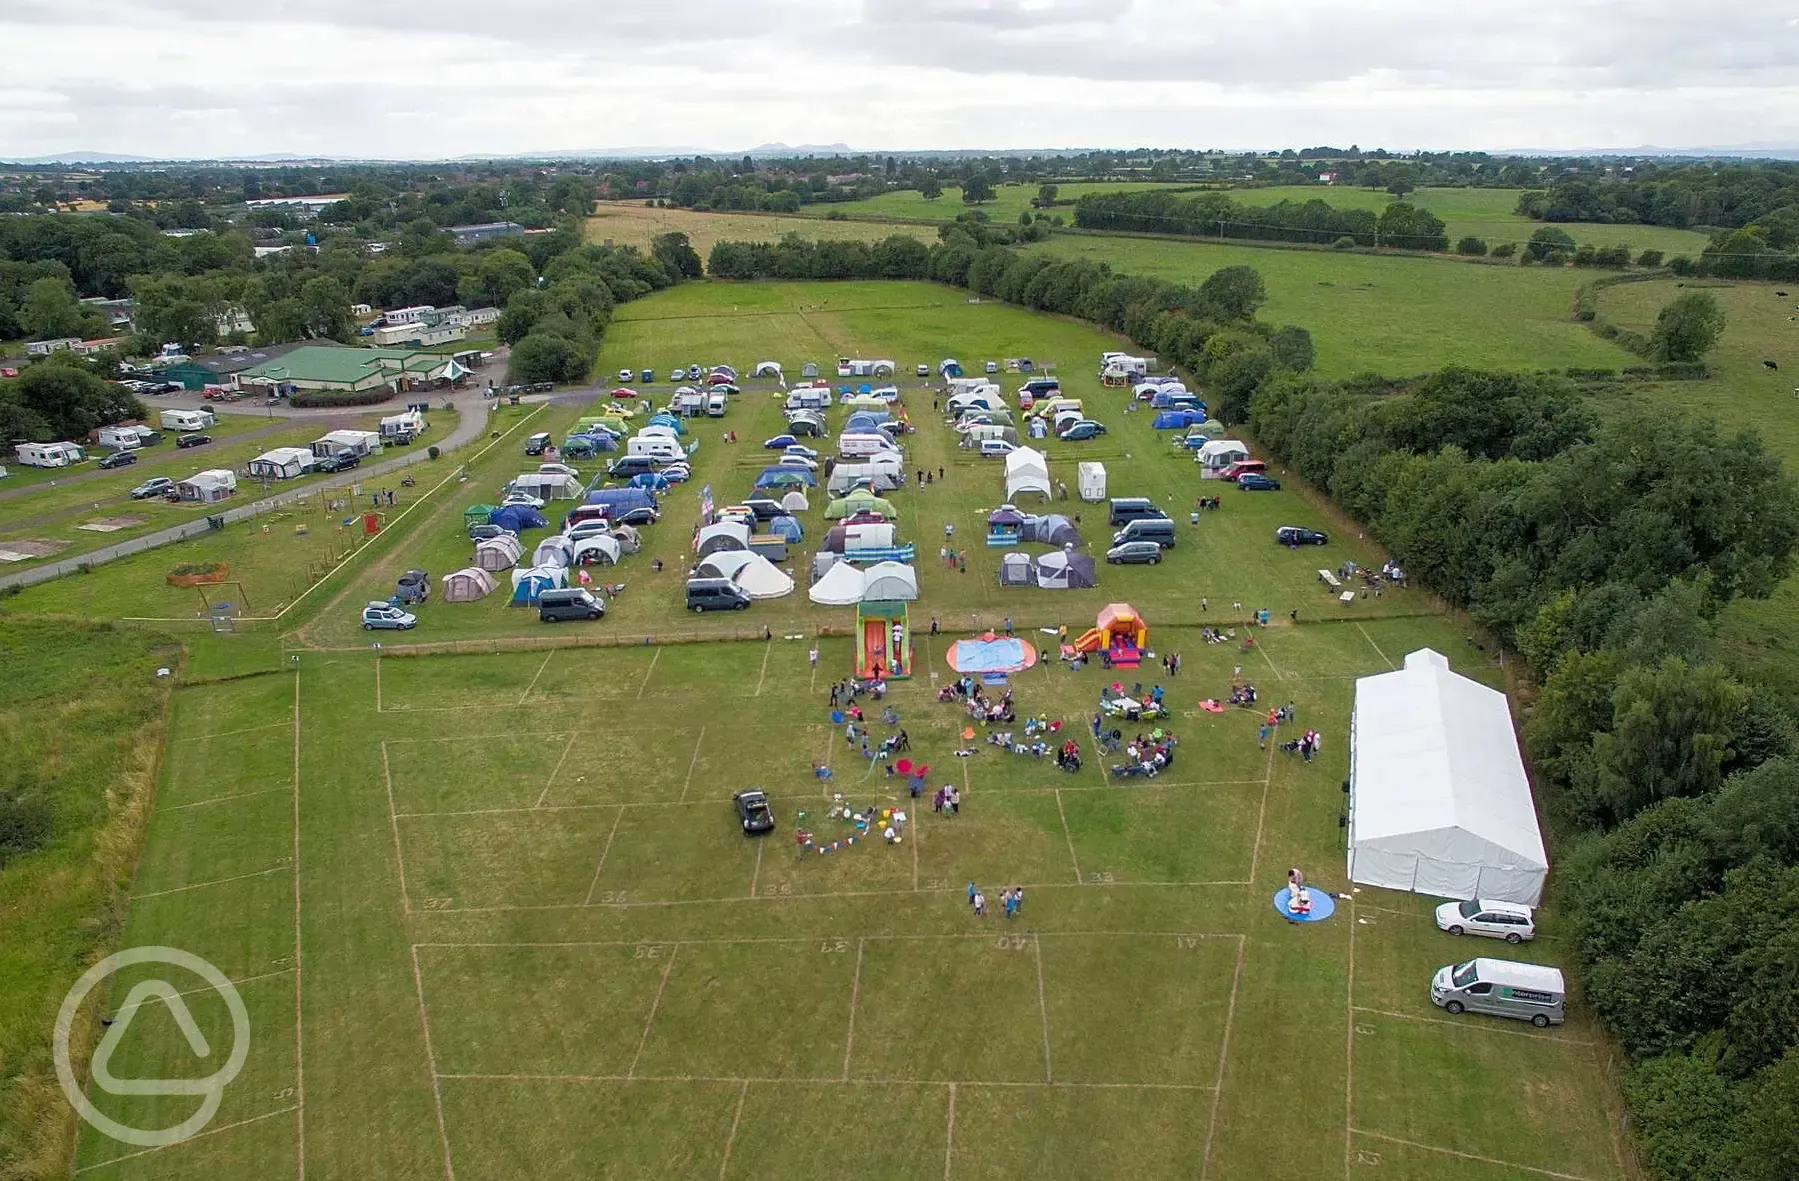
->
[239,344,451,393]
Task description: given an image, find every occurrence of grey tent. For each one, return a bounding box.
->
[1022,514,1081,547]
[1036,550,1097,589]
[998,552,1036,587]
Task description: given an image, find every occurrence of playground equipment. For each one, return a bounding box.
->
[857,600,912,679]
[1073,603,1147,669]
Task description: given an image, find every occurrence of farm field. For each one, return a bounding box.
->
[587,203,927,255]
[1027,236,1633,378]
[793,181,1198,226]
[42,282,1635,1181]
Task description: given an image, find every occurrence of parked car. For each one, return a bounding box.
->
[763,433,798,450]
[97,450,138,469]
[1236,473,1281,491]
[741,498,786,521]
[537,463,580,478]
[564,520,616,543]
[538,587,606,622]
[501,492,546,510]
[775,455,818,471]
[361,602,417,630]
[687,578,752,612]
[1434,900,1536,943]
[316,451,360,473]
[1220,459,1267,481]
[733,789,776,835]
[612,505,660,527]
[984,360,999,373]
[130,476,175,499]
[658,463,692,483]
[916,363,930,377]
[782,444,819,462]
[617,368,634,382]
[1057,420,1107,441]
[1275,526,1329,547]
[1106,541,1165,565]
[607,456,659,479]
[175,433,213,449]
[524,432,552,456]
[978,439,1017,458]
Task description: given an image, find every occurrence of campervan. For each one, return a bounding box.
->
[626,435,683,462]
[15,441,84,468]
[839,433,901,460]
[160,408,216,432]
[705,393,728,418]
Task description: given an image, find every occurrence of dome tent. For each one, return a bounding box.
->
[825,490,897,520]
[809,561,866,605]
[509,565,566,606]
[572,535,622,566]
[697,550,756,581]
[780,490,810,514]
[1036,551,1097,589]
[998,552,1036,587]
[696,520,751,557]
[860,561,919,602]
[1021,514,1081,547]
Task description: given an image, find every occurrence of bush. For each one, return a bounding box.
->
[0,784,54,867]
[290,387,394,408]
[426,445,440,460]
[1332,236,1356,250]
[1491,242,1517,258]
[1668,255,1695,275]
[1638,249,1665,268]
[1455,236,1488,255]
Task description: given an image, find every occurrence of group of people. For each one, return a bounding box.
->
[931,784,963,814]
[1055,738,1082,772]
[1277,729,1324,761]
[1198,626,1236,644]
[969,882,1025,920]
[1113,730,1178,778]
[828,678,886,712]
[1193,495,1222,512]
[1159,652,1183,676]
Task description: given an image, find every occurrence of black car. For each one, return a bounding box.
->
[611,505,660,527]
[316,451,361,473]
[176,433,213,449]
[741,498,786,521]
[468,523,512,542]
[607,456,659,479]
[733,789,776,835]
[98,450,138,469]
[1276,526,1329,547]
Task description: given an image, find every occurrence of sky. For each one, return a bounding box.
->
[2,0,1798,159]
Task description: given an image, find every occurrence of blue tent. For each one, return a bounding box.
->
[1153,409,1207,430]
[646,413,685,435]
[488,505,547,532]
[1151,390,1206,411]
[628,473,673,491]
[768,515,803,542]
[844,411,890,433]
[755,466,817,488]
[564,432,617,454]
[857,383,872,394]
[584,487,657,512]
[509,568,562,606]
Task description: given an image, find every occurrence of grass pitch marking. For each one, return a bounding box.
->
[1053,788,1083,884]
[534,731,580,809]
[1198,929,1247,1181]
[407,946,457,1181]
[943,1082,957,1181]
[1248,737,1279,885]
[291,673,306,1180]
[1344,895,1357,1181]
[1350,1130,1596,1181]
[72,1105,300,1175]
[628,945,679,1079]
[678,728,706,804]
[753,642,774,696]
[132,864,287,900]
[581,808,628,906]
[717,1079,750,1181]
[748,839,764,898]
[842,938,865,1080]
[1033,935,1053,1083]
[172,720,292,743]
[1352,1006,1596,1045]
[380,743,413,916]
[163,785,292,812]
[516,650,556,705]
[1355,623,1396,670]
[636,648,661,699]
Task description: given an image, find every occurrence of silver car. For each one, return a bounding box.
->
[1434,899,1536,943]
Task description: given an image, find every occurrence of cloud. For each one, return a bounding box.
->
[0,0,1795,157]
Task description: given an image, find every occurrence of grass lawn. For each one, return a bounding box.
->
[0,411,444,572]
[0,411,284,497]
[586,204,926,255]
[44,281,1635,1180]
[1027,235,1635,378]
[794,181,1199,226]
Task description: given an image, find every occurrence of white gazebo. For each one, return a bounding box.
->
[1346,649,1548,905]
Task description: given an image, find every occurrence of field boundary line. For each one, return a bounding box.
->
[383,730,571,744]
[407,946,457,1181]
[748,839,764,898]
[1052,787,1083,884]
[1355,623,1396,670]
[717,1080,750,1181]
[842,938,865,1080]
[1249,735,1278,884]
[374,658,383,713]
[72,1105,299,1175]
[516,650,556,705]
[1199,933,1247,1181]
[436,881,1255,915]
[434,1070,1217,1090]
[1350,1130,1595,1180]
[1254,635,1284,680]
[943,1082,956,1181]
[628,944,679,1078]
[581,809,627,905]
[173,720,291,742]
[636,648,661,698]
[132,864,285,900]
[157,966,294,1001]
[1344,895,1357,1181]
[417,929,1246,951]
[163,785,291,812]
[1352,1006,1596,1044]
[534,731,580,809]
[290,673,306,1181]
[753,642,773,696]
[1034,935,1053,1082]
[679,727,706,803]
[379,743,413,916]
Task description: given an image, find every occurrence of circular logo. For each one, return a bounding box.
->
[54,947,251,1147]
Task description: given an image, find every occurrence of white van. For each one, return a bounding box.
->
[626,435,683,461]
[1430,958,1565,1027]
[839,432,901,459]
[705,393,728,417]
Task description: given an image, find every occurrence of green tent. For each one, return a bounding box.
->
[464,504,498,528]
[825,490,898,520]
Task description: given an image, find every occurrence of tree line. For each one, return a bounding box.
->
[1071,189,1450,251]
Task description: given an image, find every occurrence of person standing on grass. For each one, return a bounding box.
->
[1004,617,1013,636]
[931,616,940,635]
[949,786,961,815]
[973,890,985,918]
[1259,722,1270,750]
[897,729,910,751]
[968,881,978,907]
[1013,886,1024,915]
[1003,890,1018,920]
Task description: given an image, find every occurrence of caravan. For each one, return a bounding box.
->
[14,441,84,468]
[626,435,684,462]
[160,408,216,432]
[838,432,901,460]
[379,410,426,443]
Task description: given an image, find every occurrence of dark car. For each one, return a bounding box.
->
[1237,473,1281,491]
[607,456,659,479]
[741,498,786,521]
[1276,526,1328,547]
[538,587,606,622]
[733,789,776,835]
[175,433,213,449]
[317,451,361,473]
[98,450,138,469]
[611,505,661,527]
[468,523,511,542]
[1105,541,1165,565]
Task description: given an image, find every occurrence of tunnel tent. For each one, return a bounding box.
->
[825,490,897,520]
[860,561,919,602]
[1021,513,1081,547]
[441,567,498,602]
[474,535,524,571]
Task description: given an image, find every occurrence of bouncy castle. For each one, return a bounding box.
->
[1074,603,1147,669]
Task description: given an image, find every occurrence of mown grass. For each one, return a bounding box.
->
[792,181,1198,226]
[586,204,925,255]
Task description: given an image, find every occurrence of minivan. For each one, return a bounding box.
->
[686,578,752,613]
[538,587,606,622]
[705,393,728,417]
[1108,498,1169,527]
[607,456,661,478]
[524,432,552,456]
[1430,958,1565,1027]
[1113,518,1177,549]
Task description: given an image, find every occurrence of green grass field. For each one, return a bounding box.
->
[794,181,1197,226]
[1027,236,1634,378]
[587,204,927,255]
[36,282,1636,1181]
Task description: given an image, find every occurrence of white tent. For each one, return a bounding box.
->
[513,472,580,501]
[247,447,312,480]
[696,520,751,557]
[728,552,794,599]
[532,536,573,568]
[176,469,237,502]
[780,490,809,514]
[572,535,622,566]
[861,561,919,602]
[1347,649,1548,906]
[1005,446,1051,500]
[809,561,866,606]
[1197,439,1250,473]
[697,550,756,581]
[752,360,784,382]
[475,535,523,571]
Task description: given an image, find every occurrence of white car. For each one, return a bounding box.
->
[782,444,819,462]
[501,492,546,510]
[537,463,580,478]
[984,360,999,373]
[775,455,818,471]
[564,520,616,543]
[1434,900,1536,943]
[617,368,633,382]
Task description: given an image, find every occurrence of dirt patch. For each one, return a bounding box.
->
[77,516,147,533]
[0,539,71,561]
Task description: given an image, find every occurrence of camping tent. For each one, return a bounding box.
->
[513,472,580,501]
[572,535,622,566]
[1197,439,1251,474]
[998,552,1036,587]
[988,506,1027,528]
[696,520,751,557]
[627,473,673,492]
[1347,649,1549,905]
[508,565,566,606]
[1005,447,1051,500]
[247,446,311,480]
[809,560,866,605]
[488,505,546,532]
[821,522,895,553]
[860,561,918,602]
[767,515,803,542]
[611,523,641,553]
[755,466,815,489]
[1021,514,1081,548]
[1152,409,1207,431]
[825,490,897,520]
[697,550,756,581]
[728,553,794,599]
[780,490,810,514]
[532,536,573,569]
[752,360,783,381]
[474,535,524,571]
[441,567,498,602]
[1036,551,1097,589]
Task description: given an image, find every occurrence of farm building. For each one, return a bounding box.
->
[176,469,238,503]
[448,222,524,244]
[239,345,446,394]
[247,447,314,480]
[1347,649,1548,906]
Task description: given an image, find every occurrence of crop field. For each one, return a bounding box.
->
[1026,236,1633,378]
[791,181,1198,226]
[586,203,926,255]
[48,282,1633,1180]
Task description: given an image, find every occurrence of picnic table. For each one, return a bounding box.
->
[1318,569,1342,590]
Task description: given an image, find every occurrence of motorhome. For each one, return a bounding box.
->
[379,410,427,442]
[14,441,84,468]
[626,435,684,462]
[838,432,901,459]
[160,408,216,432]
